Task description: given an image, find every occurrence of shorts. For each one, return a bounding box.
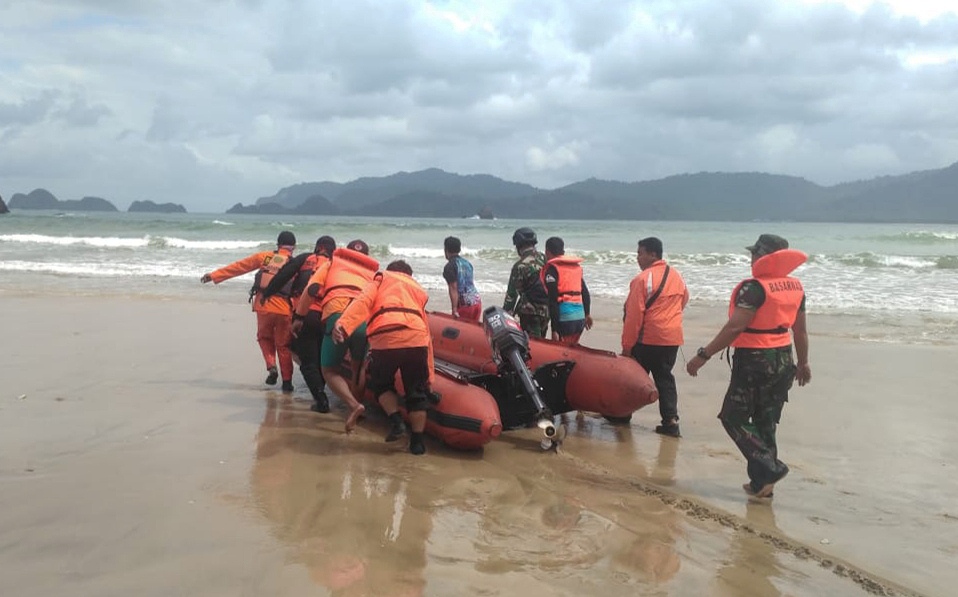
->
[456,302,482,322]
[320,312,368,368]
[554,319,585,337]
[366,346,430,400]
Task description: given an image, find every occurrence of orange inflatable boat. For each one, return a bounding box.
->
[428,311,658,419]
[357,366,503,451]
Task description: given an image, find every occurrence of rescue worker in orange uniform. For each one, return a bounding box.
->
[334,260,434,456]
[293,240,378,432]
[686,234,812,499]
[622,237,690,436]
[201,230,298,392]
[262,236,337,412]
[541,236,593,346]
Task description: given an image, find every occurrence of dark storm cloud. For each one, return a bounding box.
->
[1,0,956,210]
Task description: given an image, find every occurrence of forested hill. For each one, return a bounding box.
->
[246,162,958,223]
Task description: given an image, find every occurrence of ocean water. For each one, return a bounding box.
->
[2,211,957,343]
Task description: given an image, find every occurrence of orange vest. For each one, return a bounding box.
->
[541,256,584,304]
[365,271,430,344]
[290,253,319,297]
[729,249,807,349]
[253,248,293,299]
[295,254,329,312]
[320,248,380,311]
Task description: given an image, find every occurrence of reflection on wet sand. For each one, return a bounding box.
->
[247,395,899,596]
[249,396,693,595]
[714,503,783,597]
[252,394,429,596]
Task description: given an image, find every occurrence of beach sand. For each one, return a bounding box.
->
[1,292,954,596]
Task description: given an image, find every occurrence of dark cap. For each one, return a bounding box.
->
[314,235,336,255]
[277,230,296,246]
[346,239,369,255]
[746,234,789,257]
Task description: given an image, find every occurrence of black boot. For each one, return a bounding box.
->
[310,391,330,413]
[655,419,681,438]
[385,412,406,442]
[409,432,426,455]
[265,367,278,385]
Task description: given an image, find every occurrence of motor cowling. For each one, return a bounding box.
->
[482,306,530,367]
[481,307,554,438]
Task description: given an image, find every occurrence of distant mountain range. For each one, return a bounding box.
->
[7,190,186,214]
[7,161,958,221]
[240,163,958,223]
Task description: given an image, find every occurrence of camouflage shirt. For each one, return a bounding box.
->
[503,247,549,318]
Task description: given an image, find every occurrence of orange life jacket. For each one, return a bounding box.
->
[729,249,807,349]
[250,248,293,301]
[541,256,584,304]
[365,271,430,342]
[320,248,380,310]
[289,253,319,298]
[287,253,327,312]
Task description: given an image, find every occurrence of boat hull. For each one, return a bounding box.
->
[361,367,503,451]
[428,312,658,417]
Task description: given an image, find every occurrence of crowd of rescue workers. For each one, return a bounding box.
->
[201,227,812,499]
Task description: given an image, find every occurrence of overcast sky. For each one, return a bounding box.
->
[1,0,957,211]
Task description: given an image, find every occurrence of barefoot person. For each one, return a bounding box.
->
[686,234,812,498]
[294,239,378,432]
[334,260,434,455]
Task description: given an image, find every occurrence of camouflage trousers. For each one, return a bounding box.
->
[518,314,549,339]
[718,347,796,492]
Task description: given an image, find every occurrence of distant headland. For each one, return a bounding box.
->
[7,190,186,214]
[230,162,958,223]
[5,160,958,222]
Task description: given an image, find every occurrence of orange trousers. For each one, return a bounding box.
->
[256,312,294,382]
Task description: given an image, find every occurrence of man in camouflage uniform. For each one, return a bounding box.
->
[686,234,812,498]
[503,227,550,338]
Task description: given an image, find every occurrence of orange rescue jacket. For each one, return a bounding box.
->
[729,249,807,349]
[209,249,293,316]
[296,254,330,313]
[541,256,584,304]
[621,260,689,351]
[319,248,380,317]
[337,271,434,381]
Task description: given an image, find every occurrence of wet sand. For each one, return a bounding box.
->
[1,294,953,596]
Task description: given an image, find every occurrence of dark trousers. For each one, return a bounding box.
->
[518,314,549,339]
[630,344,679,423]
[293,310,326,401]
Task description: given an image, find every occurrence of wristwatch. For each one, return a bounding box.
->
[696,347,711,360]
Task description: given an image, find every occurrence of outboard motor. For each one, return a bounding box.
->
[482,306,556,440]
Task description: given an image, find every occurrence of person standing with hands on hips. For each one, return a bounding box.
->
[686,234,812,499]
